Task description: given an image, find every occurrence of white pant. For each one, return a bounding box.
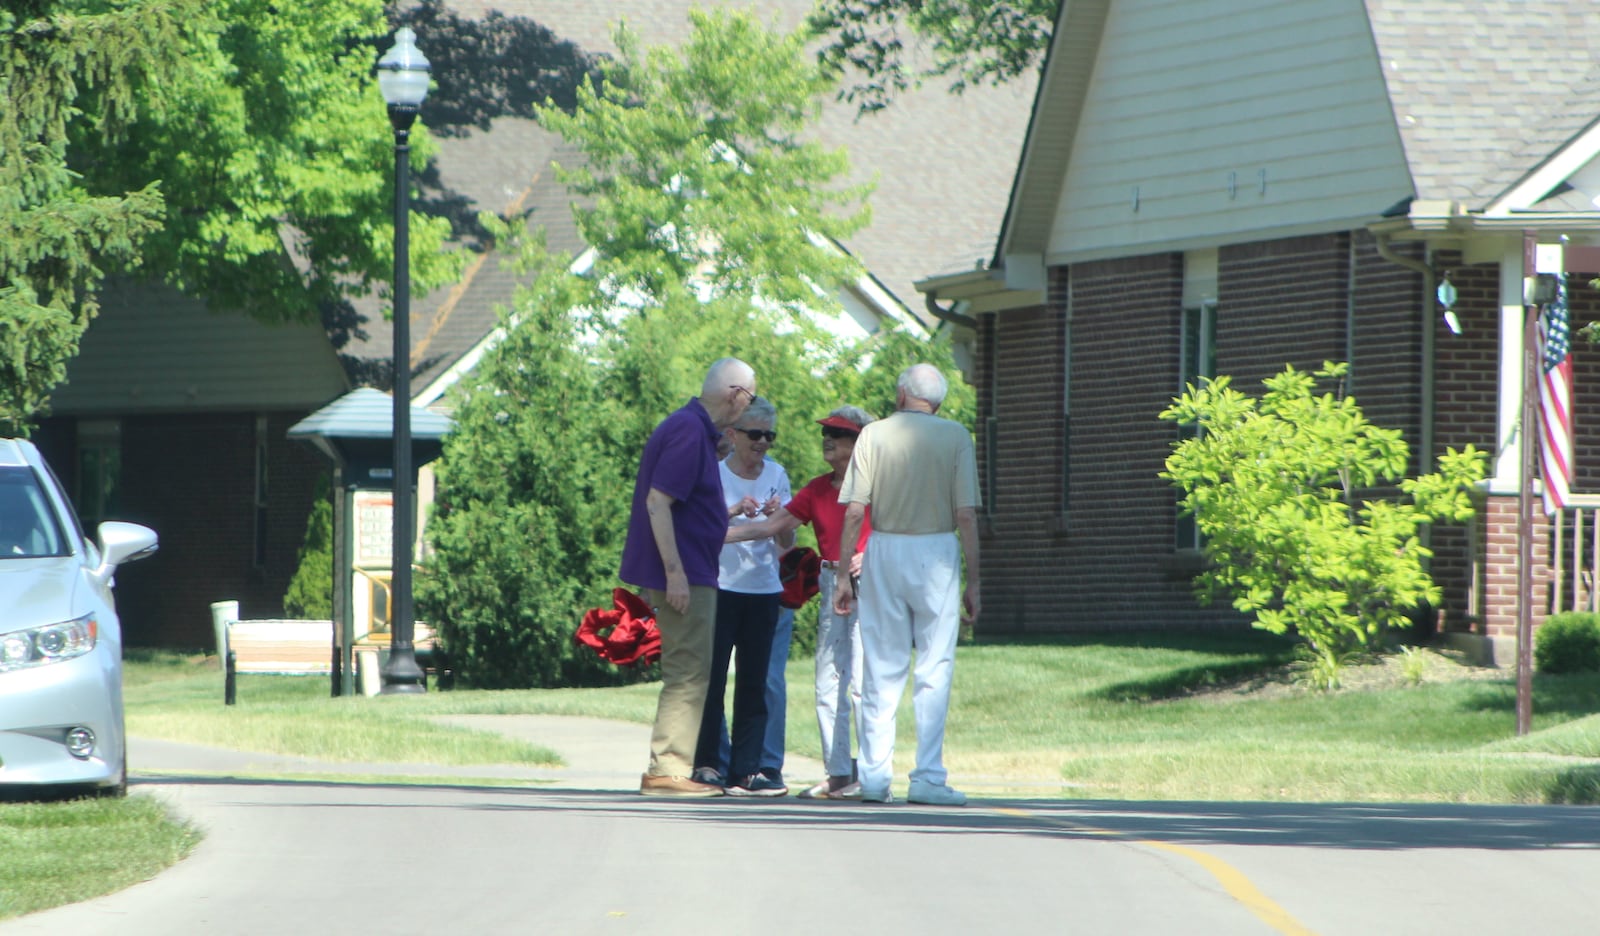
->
[856,531,961,793]
[815,566,863,778]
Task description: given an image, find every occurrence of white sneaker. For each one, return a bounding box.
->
[907,780,966,806]
[859,786,893,803]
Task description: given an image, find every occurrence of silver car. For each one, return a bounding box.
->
[0,438,156,798]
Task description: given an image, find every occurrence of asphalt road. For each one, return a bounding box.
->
[5,720,1600,935]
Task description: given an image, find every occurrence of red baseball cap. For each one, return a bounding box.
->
[816,414,863,433]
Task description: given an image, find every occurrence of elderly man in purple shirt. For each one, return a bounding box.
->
[622,357,758,797]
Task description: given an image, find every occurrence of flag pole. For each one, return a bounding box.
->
[1516,231,1537,737]
[1517,294,1536,736]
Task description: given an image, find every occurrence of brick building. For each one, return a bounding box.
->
[917,0,1600,662]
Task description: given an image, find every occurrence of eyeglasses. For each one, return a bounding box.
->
[821,427,858,440]
[735,428,777,443]
[729,385,755,403]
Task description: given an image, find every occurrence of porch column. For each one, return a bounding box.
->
[1478,242,1560,653]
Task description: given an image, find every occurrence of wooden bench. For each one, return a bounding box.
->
[222,619,449,703]
[223,619,334,704]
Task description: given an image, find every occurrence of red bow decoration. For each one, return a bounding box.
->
[575,588,662,666]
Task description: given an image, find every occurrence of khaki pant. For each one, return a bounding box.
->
[645,585,717,777]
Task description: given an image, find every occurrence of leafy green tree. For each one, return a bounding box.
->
[3,1,467,432]
[0,1,195,433]
[71,0,462,324]
[808,0,1057,113]
[536,8,872,327]
[540,6,879,492]
[836,325,975,426]
[419,10,979,687]
[1159,362,1485,686]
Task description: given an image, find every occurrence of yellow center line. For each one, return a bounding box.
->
[990,807,1318,935]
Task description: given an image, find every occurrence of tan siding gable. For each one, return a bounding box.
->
[1049,0,1413,261]
[50,280,349,416]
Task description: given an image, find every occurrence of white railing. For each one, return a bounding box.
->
[1552,494,1600,614]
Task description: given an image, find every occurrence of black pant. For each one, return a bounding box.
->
[694,590,779,780]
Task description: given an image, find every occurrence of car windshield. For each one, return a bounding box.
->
[0,466,67,558]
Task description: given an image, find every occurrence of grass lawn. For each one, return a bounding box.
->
[0,795,200,921]
[121,632,1600,804]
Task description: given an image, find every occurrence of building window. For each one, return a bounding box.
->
[76,420,121,531]
[254,415,269,568]
[1175,301,1215,551]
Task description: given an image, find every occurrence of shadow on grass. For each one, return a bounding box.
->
[1453,673,1600,719]
[1094,656,1297,702]
[1529,764,1600,804]
[971,629,1296,654]
[978,630,1301,702]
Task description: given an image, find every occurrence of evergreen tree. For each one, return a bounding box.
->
[283,473,334,619]
[0,1,194,433]
[416,234,640,688]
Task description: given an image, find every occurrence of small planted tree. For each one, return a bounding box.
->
[1159,362,1485,688]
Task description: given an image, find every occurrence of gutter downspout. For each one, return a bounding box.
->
[1375,231,1443,623]
[1374,233,1437,473]
[926,293,978,331]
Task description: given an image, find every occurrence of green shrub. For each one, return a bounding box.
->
[1159,361,1485,663]
[283,473,333,619]
[1535,612,1600,674]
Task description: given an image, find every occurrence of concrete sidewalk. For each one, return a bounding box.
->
[128,715,827,792]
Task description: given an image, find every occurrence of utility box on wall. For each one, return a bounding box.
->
[288,388,451,696]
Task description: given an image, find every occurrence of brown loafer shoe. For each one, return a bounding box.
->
[640,773,725,797]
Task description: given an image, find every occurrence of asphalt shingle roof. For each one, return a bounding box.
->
[1366,0,1600,207]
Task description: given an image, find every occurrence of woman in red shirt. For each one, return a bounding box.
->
[727,405,874,798]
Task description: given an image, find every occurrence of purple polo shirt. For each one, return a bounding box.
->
[618,398,728,590]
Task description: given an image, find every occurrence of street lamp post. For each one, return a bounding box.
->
[376,27,430,694]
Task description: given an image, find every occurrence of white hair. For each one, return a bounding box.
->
[702,357,754,396]
[827,404,874,429]
[897,363,948,407]
[739,396,777,427]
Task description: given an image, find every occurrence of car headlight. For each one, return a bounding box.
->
[0,614,97,673]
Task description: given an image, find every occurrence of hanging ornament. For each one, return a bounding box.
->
[1437,275,1461,335]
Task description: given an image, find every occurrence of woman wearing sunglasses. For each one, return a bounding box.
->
[692,397,794,796]
[726,404,875,800]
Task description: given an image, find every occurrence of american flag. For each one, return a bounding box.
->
[1539,272,1574,516]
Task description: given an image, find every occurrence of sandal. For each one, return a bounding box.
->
[797,780,833,799]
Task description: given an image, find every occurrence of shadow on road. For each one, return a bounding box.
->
[132,774,1600,852]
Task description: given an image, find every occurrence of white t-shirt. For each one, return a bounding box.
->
[718,457,792,594]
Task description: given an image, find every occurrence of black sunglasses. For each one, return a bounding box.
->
[821,426,858,440]
[735,428,777,443]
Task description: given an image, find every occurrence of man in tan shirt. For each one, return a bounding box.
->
[832,363,980,805]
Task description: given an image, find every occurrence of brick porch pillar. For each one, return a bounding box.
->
[1478,493,1552,645]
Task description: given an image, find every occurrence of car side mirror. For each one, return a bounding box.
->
[96,521,159,576]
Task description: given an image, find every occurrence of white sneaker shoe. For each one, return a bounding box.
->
[859,786,893,803]
[907,780,966,806]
